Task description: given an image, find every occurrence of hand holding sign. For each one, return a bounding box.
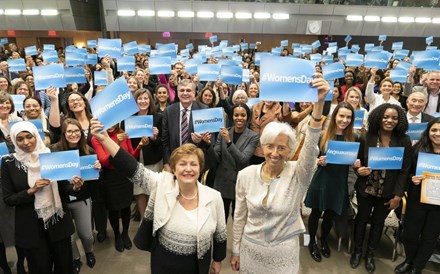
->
[27,178,51,195]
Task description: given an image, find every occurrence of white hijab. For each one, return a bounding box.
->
[10,121,64,228]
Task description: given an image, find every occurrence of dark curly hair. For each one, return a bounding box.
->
[413,117,440,154]
[367,103,408,137]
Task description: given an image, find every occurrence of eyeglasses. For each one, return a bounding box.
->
[68,98,83,104]
[65,129,81,136]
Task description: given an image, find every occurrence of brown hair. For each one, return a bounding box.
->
[65,91,93,120]
[134,88,156,114]
[169,143,204,172]
[0,90,15,113]
[59,118,90,155]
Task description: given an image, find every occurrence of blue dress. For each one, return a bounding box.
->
[304,135,350,215]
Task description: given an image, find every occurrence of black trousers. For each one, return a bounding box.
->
[354,194,391,251]
[19,228,73,274]
[90,181,108,235]
[223,198,236,224]
[403,197,440,270]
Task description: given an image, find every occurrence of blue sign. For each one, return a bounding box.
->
[392,42,403,50]
[66,52,86,67]
[94,71,108,86]
[186,43,194,50]
[0,38,8,45]
[259,56,317,102]
[222,47,234,57]
[90,78,138,130]
[426,46,438,51]
[324,81,335,101]
[25,46,37,56]
[218,59,237,67]
[41,50,59,63]
[220,40,228,47]
[302,45,313,53]
[149,56,172,75]
[40,150,80,181]
[395,61,412,71]
[65,67,87,84]
[426,36,434,44]
[368,147,404,170]
[271,47,282,56]
[413,51,440,70]
[86,54,97,65]
[80,155,99,180]
[242,69,250,83]
[407,122,427,141]
[378,34,387,41]
[393,49,410,60]
[87,40,97,48]
[390,69,407,83]
[138,44,151,54]
[7,59,26,72]
[327,46,337,54]
[192,107,224,134]
[98,38,122,58]
[184,57,203,75]
[354,110,365,129]
[345,35,352,43]
[65,45,76,53]
[209,35,218,43]
[117,56,135,72]
[322,55,334,64]
[240,43,248,50]
[364,43,374,52]
[322,62,345,80]
[415,152,440,175]
[11,95,25,112]
[246,98,261,108]
[181,49,189,57]
[249,43,256,49]
[124,115,153,138]
[346,54,364,67]
[0,142,9,166]
[33,64,66,90]
[326,141,360,165]
[310,53,322,63]
[281,40,288,47]
[197,64,220,81]
[312,40,321,49]
[232,45,240,52]
[221,65,242,85]
[158,43,177,59]
[123,41,138,55]
[351,44,360,53]
[365,52,391,69]
[43,44,55,51]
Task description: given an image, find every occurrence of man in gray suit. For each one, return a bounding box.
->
[162,79,208,172]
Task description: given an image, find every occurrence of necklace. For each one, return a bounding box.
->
[179,190,198,200]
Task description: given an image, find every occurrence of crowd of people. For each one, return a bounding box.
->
[0,39,439,274]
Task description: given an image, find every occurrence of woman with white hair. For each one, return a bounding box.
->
[231,76,330,274]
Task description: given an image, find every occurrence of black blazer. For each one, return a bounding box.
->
[355,132,413,199]
[1,155,75,249]
[161,101,207,164]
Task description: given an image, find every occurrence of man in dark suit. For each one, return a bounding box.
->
[406,91,434,124]
[162,79,208,171]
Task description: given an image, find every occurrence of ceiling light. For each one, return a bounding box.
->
[381,16,397,23]
[117,10,135,16]
[346,15,363,21]
[177,11,194,18]
[364,16,380,22]
[137,10,155,17]
[4,9,21,15]
[157,10,175,17]
[235,12,252,19]
[217,12,233,19]
[273,13,289,20]
[415,17,431,23]
[398,17,414,23]
[254,12,271,19]
[432,18,440,24]
[41,9,58,16]
[197,11,214,18]
[23,9,39,15]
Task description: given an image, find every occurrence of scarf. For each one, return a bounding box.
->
[10,121,64,228]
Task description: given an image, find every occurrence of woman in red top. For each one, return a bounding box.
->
[91,124,144,252]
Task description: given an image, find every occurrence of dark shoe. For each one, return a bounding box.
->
[365,255,376,273]
[350,249,362,269]
[394,260,412,274]
[115,236,124,252]
[73,259,82,274]
[85,252,96,268]
[407,267,422,274]
[97,232,107,243]
[122,233,132,250]
[308,243,322,262]
[320,239,331,258]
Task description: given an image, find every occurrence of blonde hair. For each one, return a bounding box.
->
[169,143,205,172]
